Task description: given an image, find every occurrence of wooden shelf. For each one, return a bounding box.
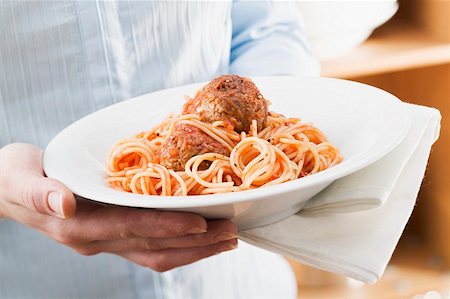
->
[292,235,450,299]
[320,23,450,79]
[296,265,450,299]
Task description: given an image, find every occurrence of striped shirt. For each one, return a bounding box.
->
[0,1,319,298]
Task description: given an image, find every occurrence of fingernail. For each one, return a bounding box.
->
[216,241,238,254]
[48,192,64,218]
[214,232,237,242]
[184,227,207,234]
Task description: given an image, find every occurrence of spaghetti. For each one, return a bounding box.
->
[106,112,343,196]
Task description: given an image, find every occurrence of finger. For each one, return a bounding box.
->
[118,239,238,272]
[1,143,77,219]
[77,219,237,253]
[22,177,77,219]
[65,200,208,241]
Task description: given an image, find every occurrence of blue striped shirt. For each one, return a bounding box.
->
[0,1,319,298]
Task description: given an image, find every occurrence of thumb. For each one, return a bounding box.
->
[22,176,77,219]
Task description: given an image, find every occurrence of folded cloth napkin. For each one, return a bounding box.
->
[239,103,441,284]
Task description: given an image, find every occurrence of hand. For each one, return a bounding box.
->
[0,143,238,272]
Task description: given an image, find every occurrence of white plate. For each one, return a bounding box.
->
[43,76,410,230]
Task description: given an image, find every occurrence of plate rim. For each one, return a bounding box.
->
[43,76,411,208]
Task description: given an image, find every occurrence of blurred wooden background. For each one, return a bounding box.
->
[291,1,450,298]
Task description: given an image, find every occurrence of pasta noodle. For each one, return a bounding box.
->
[106,112,343,196]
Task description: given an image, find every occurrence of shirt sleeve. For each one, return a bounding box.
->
[230,1,320,77]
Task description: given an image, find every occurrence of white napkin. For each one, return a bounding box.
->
[239,103,441,284]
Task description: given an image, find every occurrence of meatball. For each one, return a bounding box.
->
[182,74,268,133]
[159,123,229,171]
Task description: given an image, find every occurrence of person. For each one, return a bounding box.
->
[0,1,319,298]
